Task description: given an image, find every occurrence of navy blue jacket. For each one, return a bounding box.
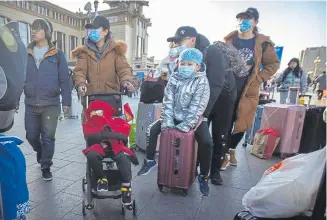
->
[24,43,71,107]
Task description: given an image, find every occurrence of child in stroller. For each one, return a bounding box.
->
[82,100,139,207]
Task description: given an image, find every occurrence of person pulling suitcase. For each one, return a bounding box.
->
[137,48,213,196]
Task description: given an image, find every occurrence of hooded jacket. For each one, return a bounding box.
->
[224,31,280,133]
[0,135,30,220]
[161,65,210,132]
[24,42,71,107]
[195,34,236,117]
[72,39,133,94]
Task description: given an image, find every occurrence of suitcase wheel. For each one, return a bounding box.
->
[158,184,163,192]
[181,189,188,197]
[242,142,247,147]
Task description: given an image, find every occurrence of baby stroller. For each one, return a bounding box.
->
[81,92,137,216]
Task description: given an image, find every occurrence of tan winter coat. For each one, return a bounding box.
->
[72,40,133,94]
[224,31,280,133]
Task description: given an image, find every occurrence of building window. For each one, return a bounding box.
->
[18,22,28,46]
[136,36,142,58]
[142,38,146,54]
[31,3,37,12]
[82,37,85,45]
[0,17,5,25]
[70,36,77,53]
[55,31,66,53]
[135,65,141,69]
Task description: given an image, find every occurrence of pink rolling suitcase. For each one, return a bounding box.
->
[279,105,306,156]
[157,129,198,196]
[260,104,306,157]
[260,104,290,136]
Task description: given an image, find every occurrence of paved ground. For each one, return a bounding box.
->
[6,96,282,220]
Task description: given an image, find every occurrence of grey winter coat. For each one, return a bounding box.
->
[161,67,210,132]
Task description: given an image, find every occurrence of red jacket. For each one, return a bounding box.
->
[82,101,137,164]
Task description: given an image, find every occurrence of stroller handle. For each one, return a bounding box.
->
[85,91,128,109]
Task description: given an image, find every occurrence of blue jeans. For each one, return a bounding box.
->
[25,105,60,169]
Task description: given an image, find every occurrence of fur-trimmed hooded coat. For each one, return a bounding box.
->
[224,31,280,133]
[72,39,133,94]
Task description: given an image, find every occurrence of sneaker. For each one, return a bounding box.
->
[229,149,238,166]
[220,154,230,171]
[97,178,108,192]
[210,171,223,185]
[42,168,53,181]
[36,151,41,164]
[197,175,210,196]
[137,159,157,176]
[121,186,132,205]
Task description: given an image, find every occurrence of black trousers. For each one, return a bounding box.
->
[146,120,213,176]
[25,105,60,169]
[208,89,237,172]
[86,151,132,183]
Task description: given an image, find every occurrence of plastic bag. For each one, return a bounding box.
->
[243,147,326,218]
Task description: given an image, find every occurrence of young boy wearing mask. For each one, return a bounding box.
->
[137,48,213,196]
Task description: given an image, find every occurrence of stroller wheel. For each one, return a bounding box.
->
[242,142,247,147]
[82,177,86,192]
[82,200,86,216]
[121,205,125,216]
[133,200,137,216]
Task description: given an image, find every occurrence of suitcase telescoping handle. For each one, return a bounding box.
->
[84,90,128,108]
[299,94,312,107]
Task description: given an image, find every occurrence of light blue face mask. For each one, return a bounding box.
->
[88,29,101,42]
[239,19,253,33]
[178,65,196,78]
[169,45,187,58]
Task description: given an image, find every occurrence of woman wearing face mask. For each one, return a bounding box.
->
[274,58,307,103]
[72,16,134,122]
[223,8,280,170]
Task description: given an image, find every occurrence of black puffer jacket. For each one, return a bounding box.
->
[196,34,236,117]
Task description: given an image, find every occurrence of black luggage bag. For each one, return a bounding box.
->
[140,79,165,104]
[234,165,326,220]
[299,106,326,153]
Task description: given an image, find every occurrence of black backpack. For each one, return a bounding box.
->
[140,73,165,103]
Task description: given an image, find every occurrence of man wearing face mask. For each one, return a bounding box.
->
[72,16,134,122]
[223,8,279,170]
[165,26,237,186]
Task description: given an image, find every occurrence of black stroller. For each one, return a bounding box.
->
[81,92,137,216]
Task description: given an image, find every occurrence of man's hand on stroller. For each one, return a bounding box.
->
[78,85,87,96]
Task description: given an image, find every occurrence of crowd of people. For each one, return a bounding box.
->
[1,5,325,220]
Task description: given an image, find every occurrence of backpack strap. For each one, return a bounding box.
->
[56,49,61,70]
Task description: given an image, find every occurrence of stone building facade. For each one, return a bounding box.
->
[0,0,154,75]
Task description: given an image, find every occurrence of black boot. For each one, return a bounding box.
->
[210,169,223,185]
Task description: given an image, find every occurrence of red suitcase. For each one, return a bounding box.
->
[279,105,306,156]
[157,129,198,196]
